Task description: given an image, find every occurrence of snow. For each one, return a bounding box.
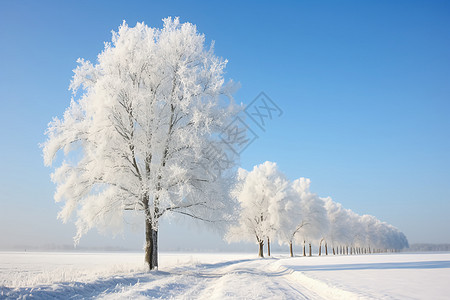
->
[1,251,449,299]
[277,253,450,299]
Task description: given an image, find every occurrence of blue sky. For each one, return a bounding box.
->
[0,0,449,250]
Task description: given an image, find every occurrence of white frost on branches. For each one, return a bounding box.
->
[43,18,241,245]
[276,178,328,250]
[291,178,329,247]
[226,162,289,248]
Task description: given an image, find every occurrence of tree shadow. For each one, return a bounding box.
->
[283,260,450,272]
[196,258,254,269]
[0,272,163,299]
[186,258,292,278]
[138,282,189,298]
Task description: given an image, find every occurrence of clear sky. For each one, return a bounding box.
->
[0,0,449,251]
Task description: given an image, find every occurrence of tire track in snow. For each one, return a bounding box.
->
[101,258,325,299]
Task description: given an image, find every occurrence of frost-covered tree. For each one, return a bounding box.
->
[323,197,352,255]
[347,210,364,254]
[292,178,329,256]
[277,177,312,257]
[42,18,241,270]
[360,214,381,252]
[373,221,409,251]
[226,162,289,257]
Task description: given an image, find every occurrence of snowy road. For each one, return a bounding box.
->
[97,258,323,299]
[2,252,450,299]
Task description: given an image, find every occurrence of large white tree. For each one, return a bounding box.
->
[226,162,289,257]
[43,18,241,270]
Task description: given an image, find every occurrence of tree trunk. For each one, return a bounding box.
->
[318,243,322,256]
[258,240,264,258]
[145,218,158,270]
[325,243,328,255]
[267,237,271,256]
[309,242,312,256]
[289,241,294,257]
[332,247,335,255]
[303,240,306,256]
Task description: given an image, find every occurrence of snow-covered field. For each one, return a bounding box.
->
[1,251,449,299]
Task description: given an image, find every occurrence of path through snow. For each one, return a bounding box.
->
[98,258,323,299]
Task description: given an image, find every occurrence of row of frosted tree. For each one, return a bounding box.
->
[226,162,409,257]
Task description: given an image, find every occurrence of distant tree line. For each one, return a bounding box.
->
[406,244,450,252]
[226,162,409,257]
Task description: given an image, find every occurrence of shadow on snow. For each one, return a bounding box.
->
[283,260,450,272]
[0,259,262,299]
[0,272,167,299]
